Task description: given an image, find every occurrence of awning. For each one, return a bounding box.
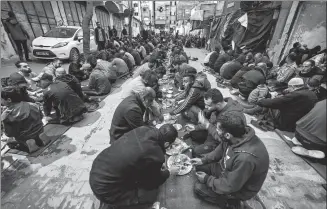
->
[190,10,204,21]
[105,1,121,14]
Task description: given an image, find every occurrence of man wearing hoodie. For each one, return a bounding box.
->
[4,12,31,61]
[190,88,246,156]
[169,74,205,123]
[90,125,180,209]
[238,62,267,99]
[1,86,50,153]
[220,55,246,80]
[82,55,112,96]
[191,112,269,208]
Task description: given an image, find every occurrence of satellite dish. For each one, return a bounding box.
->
[124,9,130,16]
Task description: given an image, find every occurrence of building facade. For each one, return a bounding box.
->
[154,1,177,31]
[1,1,125,59]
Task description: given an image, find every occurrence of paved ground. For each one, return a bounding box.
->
[1,48,326,209]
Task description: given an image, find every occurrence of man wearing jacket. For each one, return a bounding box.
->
[257,77,318,132]
[191,88,246,156]
[90,125,180,209]
[110,87,156,142]
[4,12,31,61]
[95,22,106,51]
[169,74,205,124]
[191,112,269,209]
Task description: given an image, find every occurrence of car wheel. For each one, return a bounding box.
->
[69,48,79,61]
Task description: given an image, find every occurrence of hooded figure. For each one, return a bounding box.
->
[238,63,267,99]
[220,55,246,80]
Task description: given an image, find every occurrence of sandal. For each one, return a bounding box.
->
[292,146,325,159]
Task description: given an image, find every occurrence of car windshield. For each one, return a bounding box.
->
[43,28,78,38]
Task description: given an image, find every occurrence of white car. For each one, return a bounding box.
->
[32,26,97,60]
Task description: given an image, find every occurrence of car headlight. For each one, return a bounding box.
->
[52,42,69,48]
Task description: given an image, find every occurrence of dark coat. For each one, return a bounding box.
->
[90,126,169,204]
[242,68,266,87]
[109,94,146,142]
[257,88,318,131]
[208,51,219,69]
[201,127,269,201]
[43,81,86,122]
[95,27,106,43]
[55,74,84,100]
[68,63,87,81]
[131,50,142,66]
[214,53,231,73]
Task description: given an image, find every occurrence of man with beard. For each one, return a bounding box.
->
[90,124,180,209]
[95,22,107,51]
[168,74,205,124]
[189,88,245,156]
[191,112,269,209]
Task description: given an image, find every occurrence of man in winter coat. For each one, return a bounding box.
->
[213,49,234,73]
[191,88,246,156]
[220,55,246,80]
[34,73,87,125]
[95,22,106,51]
[203,47,220,69]
[109,87,156,142]
[238,63,267,99]
[169,74,206,123]
[191,112,269,209]
[128,47,142,66]
[1,86,49,153]
[4,11,31,61]
[90,125,180,209]
[257,77,318,132]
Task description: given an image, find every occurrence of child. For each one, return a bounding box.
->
[243,80,269,115]
[1,86,49,153]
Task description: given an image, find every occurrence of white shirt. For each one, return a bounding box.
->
[121,76,145,99]
[125,52,135,66]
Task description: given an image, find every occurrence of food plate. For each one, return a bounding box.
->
[173,124,182,131]
[167,154,193,175]
[185,124,195,131]
[166,138,190,156]
[166,94,172,98]
[168,87,174,90]
[167,90,173,94]
[161,88,167,93]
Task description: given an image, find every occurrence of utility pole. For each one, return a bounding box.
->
[153,1,156,30]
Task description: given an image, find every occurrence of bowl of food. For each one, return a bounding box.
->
[173,124,182,131]
[166,94,173,98]
[168,87,174,90]
[167,90,173,94]
[185,124,195,131]
[161,88,167,93]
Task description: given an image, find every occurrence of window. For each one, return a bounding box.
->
[134,12,138,16]
[134,3,138,7]
[175,2,177,5]
[43,27,78,38]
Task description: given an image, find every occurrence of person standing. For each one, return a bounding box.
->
[112,26,118,38]
[95,22,106,51]
[122,26,128,37]
[108,26,113,39]
[4,11,31,61]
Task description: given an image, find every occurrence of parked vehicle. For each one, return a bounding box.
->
[32,26,97,60]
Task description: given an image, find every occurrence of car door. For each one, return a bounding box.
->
[90,29,97,52]
[75,29,83,53]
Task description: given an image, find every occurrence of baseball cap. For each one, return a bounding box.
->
[288,77,304,86]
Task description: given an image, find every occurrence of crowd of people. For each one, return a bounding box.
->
[1,21,326,209]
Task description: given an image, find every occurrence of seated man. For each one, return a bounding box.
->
[9,70,36,103]
[1,86,49,153]
[128,46,142,66]
[96,51,118,83]
[299,59,325,84]
[38,58,63,79]
[35,73,87,125]
[268,53,297,91]
[68,54,89,81]
[109,55,129,76]
[90,125,180,209]
[213,49,233,73]
[190,88,246,156]
[196,72,211,92]
[110,87,156,142]
[257,78,318,132]
[55,68,85,101]
[82,55,112,96]
[191,112,269,209]
[132,56,156,78]
[291,99,326,159]
[220,55,246,80]
[13,61,37,90]
[169,74,205,123]
[203,47,220,69]
[120,48,135,67]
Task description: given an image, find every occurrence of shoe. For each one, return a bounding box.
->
[291,137,302,146]
[292,146,325,159]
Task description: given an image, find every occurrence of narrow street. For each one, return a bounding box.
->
[1,48,326,209]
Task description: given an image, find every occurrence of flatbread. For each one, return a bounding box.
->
[167,154,193,175]
[166,138,190,156]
